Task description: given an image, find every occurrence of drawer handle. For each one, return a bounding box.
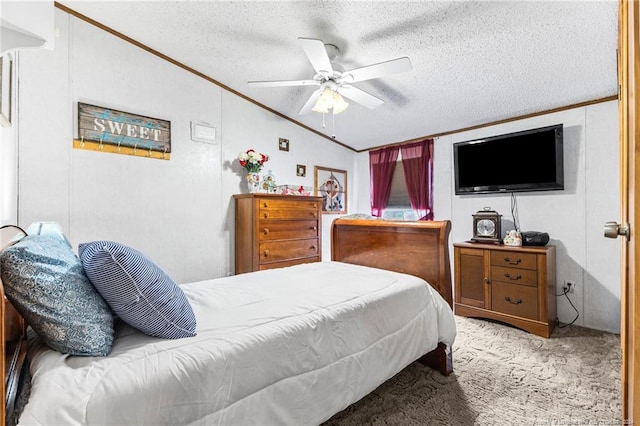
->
[263,249,269,257]
[504,296,523,305]
[311,226,317,231]
[263,202,268,208]
[504,257,522,265]
[264,213,269,218]
[263,228,269,235]
[311,212,317,218]
[310,246,316,251]
[483,277,490,284]
[504,273,522,281]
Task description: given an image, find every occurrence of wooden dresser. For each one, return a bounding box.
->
[453,242,557,337]
[234,194,323,273]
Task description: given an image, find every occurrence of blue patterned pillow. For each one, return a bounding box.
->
[0,235,114,356]
[78,241,196,339]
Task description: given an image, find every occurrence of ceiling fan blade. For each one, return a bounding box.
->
[298,37,334,74]
[248,79,319,88]
[342,57,412,83]
[298,89,323,115]
[338,85,385,109]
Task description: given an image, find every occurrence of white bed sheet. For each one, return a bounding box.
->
[18,261,456,426]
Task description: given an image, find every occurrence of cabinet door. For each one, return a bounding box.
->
[455,247,490,309]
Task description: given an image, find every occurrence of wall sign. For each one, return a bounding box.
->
[77,102,171,157]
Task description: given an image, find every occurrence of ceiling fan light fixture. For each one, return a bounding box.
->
[313,88,334,112]
[312,104,330,113]
[312,87,348,115]
[332,92,349,115]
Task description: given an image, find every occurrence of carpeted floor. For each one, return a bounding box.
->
[323,316,621,425]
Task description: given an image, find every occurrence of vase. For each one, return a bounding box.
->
[246,172,260,193]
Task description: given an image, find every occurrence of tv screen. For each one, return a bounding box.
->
[454,124,564,195]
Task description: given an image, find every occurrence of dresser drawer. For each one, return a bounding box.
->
[258,256,320,271]
[258,220,319,241]
[491,251,537,270]
[259,199,320,219]
[491,281,538,320]
[259,207,319,220]
[491,266,537,287]
[259,239,319,263]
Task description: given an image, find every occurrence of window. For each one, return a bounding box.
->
[369,139,433,220]
[382,159,419,221]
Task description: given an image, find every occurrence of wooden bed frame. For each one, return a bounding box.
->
[0,226,28,426]
[331,218,453,377]
[0,219,453,425]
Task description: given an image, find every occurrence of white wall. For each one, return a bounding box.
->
[14,9,356,283]
[356,100,621,333]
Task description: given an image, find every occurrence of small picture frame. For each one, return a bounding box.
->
[296,164,306,177]
[0,54,14,127]
[314,166,347,214]
[278,138,289,151]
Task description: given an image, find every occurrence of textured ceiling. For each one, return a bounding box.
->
[61,0,619,151]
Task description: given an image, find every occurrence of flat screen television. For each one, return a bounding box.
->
[454,124,564,195]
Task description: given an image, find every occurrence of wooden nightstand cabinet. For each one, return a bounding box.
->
[234,194,323,274]
[453,242,557,337]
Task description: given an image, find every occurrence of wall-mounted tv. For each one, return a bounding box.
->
[454,124,564,195]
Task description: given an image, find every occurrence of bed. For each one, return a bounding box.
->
[0,219,455,426]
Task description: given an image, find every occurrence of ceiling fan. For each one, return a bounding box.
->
[248,37,412,115]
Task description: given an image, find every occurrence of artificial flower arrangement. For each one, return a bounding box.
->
[237,149,269,173]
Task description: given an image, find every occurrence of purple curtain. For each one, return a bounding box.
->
[400,139,434,220]
[369,145,400,217]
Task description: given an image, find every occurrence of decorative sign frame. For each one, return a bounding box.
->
[296,164,306,177]
[278,138,290,151]
[314,166,347,214]
[0,54,14,127]
[77,102,171,159]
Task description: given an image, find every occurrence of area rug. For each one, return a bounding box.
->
[323,316,621,425]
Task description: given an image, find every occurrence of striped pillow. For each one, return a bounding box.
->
[78,241,196,339]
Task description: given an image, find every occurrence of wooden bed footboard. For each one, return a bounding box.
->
[331,218,454,375]
[331,218,452,307]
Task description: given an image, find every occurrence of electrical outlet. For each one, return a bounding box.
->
[563,280,576,293]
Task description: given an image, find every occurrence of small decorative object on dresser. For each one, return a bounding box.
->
[237,148,269,193]
[246,173,260,193]
[503,230,522,246]
[453,242,557,337]
[262,170,277,193]
[234,193,323,273]
[471,207,502,243]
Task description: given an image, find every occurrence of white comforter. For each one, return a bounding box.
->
[18,261,456,426]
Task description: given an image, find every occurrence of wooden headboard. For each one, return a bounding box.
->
[331,218,452,307]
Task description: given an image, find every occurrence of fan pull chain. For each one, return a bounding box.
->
[332,112,336,137]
